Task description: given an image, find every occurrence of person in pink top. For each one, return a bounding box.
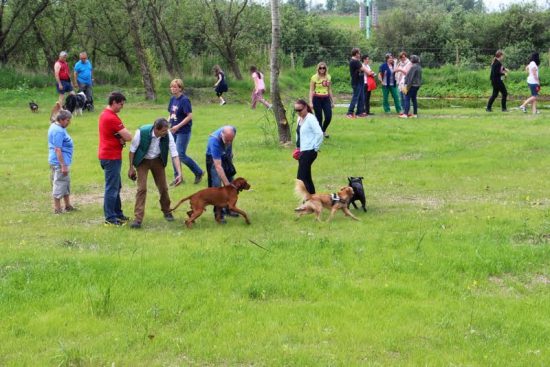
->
[394,51,412,117]
[249,65,272,109]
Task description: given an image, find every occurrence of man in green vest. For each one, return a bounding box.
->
[128,118,182,229]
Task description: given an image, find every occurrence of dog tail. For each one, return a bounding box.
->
[169,195,192,212]
[50,102,62,123]
[294,179,312,202]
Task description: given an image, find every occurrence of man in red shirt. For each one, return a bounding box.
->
[98,92,133,226]
[54,51,74,105]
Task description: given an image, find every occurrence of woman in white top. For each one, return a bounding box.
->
[295,99,323,195]
[519,52,541,114]
[394,51,412,116]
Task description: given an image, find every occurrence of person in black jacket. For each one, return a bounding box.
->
[486,50,508,112]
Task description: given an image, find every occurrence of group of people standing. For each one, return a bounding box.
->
[54,51,94,108]
[485,50,541,115]
[347,48,423,120]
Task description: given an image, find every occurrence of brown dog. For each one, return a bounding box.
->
[50,102,62,123]
[170,177,251,228]
[294,179,359,222]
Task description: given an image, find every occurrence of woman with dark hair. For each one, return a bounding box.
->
[213,65,228,106]
[249,65,271,109]
[294,99,323,195]
[519,52,541,114]
[486,50,508,112]
[309,62,333,138]
[362,54,376,115]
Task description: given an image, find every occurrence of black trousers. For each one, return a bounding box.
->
[364,85,372,114]
[312,96,332,132]
[487,81,507,111]
[297,150,318,194]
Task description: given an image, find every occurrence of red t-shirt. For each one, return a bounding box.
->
[98,108,125,160]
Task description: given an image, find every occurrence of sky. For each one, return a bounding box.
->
[484,0,547,11]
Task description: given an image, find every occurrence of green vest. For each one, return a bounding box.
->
[132,124,169,167]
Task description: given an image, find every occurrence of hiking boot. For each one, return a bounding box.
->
[118,215,130,223]
[130,220,142,229]
[164,213,175,222]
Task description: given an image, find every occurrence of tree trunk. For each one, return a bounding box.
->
[270,0,291,145]
[125,0,156,100]
[227,47,243,80]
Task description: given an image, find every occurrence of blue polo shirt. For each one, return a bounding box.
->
[48,123,73,166]
[168,94,193,135]
[74,60,93,85]
[206,127,236,159]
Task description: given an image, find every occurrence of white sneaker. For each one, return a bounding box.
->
[399,113,408,118]
[220,100,226,106]
[519,106,527,113]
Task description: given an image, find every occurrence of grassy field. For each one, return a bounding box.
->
[1,90,549,366]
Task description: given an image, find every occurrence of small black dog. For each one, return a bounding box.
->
[29,101,39,113]
[347,176,367,212]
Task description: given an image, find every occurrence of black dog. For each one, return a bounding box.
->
[347,176,367,212]
[29,101,39,113]
[64,92,87,115]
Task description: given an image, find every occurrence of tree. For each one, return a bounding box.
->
[125,0,156,100]
[326,0,335,11]
[199,0,250,80]
[270,0,292,145]
[0,0,49,64]
[145,0,183,78]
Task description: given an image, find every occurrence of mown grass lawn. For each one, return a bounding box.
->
[1,91,549,366]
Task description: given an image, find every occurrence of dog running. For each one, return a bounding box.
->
[294,179,359,222]
[169,177,251,228]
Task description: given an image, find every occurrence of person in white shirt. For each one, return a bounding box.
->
[519,52,541,114]
[128,118,182,228]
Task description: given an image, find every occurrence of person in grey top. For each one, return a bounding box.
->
[401,55,422,118]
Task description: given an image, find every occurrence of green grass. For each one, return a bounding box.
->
[0,90,549,366]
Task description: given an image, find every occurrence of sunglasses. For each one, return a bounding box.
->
[318,67,326,70]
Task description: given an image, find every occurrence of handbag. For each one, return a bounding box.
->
[292,148,301,160]
[367,75,377,91]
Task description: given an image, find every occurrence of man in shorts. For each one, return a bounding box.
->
[54,51,74,105]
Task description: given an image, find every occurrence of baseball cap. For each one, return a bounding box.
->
[59,51,68,57]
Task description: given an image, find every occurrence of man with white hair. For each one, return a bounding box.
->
[54,51,74,105]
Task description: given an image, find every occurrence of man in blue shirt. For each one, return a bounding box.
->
[73,51,93,111]
[206,126,237,222]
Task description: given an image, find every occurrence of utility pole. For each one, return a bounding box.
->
[365,0,372,39]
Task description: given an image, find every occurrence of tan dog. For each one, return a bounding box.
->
[294,179,359,222]
[50,102,62,123]
[170,177,251,228]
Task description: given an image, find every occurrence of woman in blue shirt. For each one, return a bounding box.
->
[295,99,323,195]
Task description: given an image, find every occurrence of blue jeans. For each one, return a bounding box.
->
[100,159,125,222]
[173,132,203,178]
[404,86,420,115]
[347,83,365,115]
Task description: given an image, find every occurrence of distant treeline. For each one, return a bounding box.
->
[0,0,547,83]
